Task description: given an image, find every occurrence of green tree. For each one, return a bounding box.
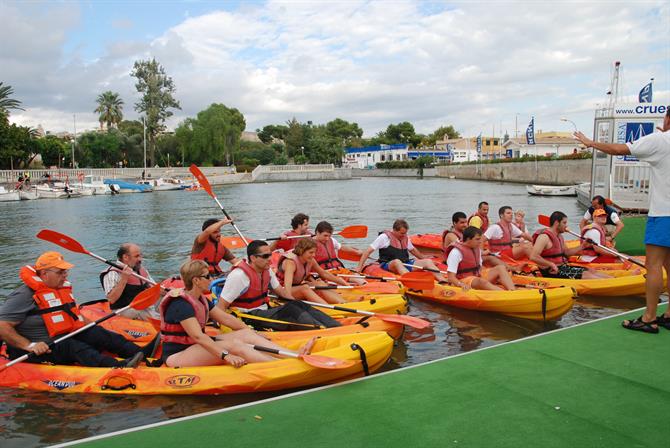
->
[94,91,124,131]
[256,124,289,144]
[423,125,460,145]
[131,58,181,166]
[284,117,304,158]
[156,133,180,166]
[76,130,124,167]
[0,82,24,121]
[0,121,40,169]
[38,135,70,167]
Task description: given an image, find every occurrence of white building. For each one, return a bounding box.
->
[502,132,586,158]
[343,144,409,168]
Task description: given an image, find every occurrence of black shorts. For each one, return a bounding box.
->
[539,264,587,280]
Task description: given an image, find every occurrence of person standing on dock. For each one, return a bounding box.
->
[191,218,240,276]
[468,202,490,231]
[579,195,624,242]
[100,243,158,321]
[575,107,670,333]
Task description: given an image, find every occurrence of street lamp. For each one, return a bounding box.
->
[560,117,578,133]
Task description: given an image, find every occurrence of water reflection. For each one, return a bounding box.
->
[0,178,640,447]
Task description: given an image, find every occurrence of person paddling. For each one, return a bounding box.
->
[277,239,352,304]
[0,252,147,368]
[578,209,619,263]
[468,201,490,231]
[191,218,240,276]
[160,259,316,368]
[269,213,312,252]
[356,219,447,283]
[530,211,612,280]
[483,206,533,260]
[217,241,341,331]
[445,227,516,291]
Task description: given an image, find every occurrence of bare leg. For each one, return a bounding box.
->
[291,284,328,304]
[486,265,516,290]
[165,337,275,367]
[581,268,613,279]
[471,277,504,291]
[388,259,409,275]
[413,259,448,283]
[512,242,532,260]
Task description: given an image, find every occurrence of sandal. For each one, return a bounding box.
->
[622,316,659,334]
[656,314,670,330]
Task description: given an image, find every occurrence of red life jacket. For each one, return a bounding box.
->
[275,230,309,252]
[276,251,311,286]
[443,242,482,279]
[468,211,489,231]
[314,238,344,270]
[532,229,567,263]
[19,265,86,338]
[488,221,514,251]
[191,238,229,275]
[230,260,271,309]
[99,264,151,310]
[580,224,607,257]
[441,228,463,261]
[159,290,209,345]
[378,230,410,264]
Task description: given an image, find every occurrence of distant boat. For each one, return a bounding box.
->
[137,177,183,191]
[104,179,152,193]
[0,186,20,202]
[19,189,38,200]
[35,184,82,199]
[81,175,112,195]
[526,184,577,197]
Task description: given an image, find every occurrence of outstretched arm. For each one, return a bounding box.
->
[573,132,631,156]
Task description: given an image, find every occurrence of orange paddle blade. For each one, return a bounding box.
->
[220,236,248,250]
[339,247,362,262]
[189,164,214,198]
[300,353,357,370]
[36,229,90,255]
[375,313,431,329]
[537,214,551,227]
[336,225,368,239]
[356,282,401,294]
[130,284,161,310]
[398,271,435,291]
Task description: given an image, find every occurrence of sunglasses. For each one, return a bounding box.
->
[196,273,213,280]
[253,253,272,259]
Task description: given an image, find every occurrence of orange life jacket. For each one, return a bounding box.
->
[488,221,514,251]
[378,230,410,264]
[276,251,311,286]
[230,260,271,309]
[191,238,228,275]
[159,290,209,346]
[444,242,482,279]
[468,211,489,231]
[442,228,463,260]
[314,238,344,270]
[580,224,607,257]
[19,265,85,337]
[532,229,567,264]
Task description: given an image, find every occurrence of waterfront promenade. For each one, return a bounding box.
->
[58,304,668,448]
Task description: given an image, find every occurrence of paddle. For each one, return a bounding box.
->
[537,215,645,268]
[264,225,368,241]
[270,295,430,329]
[220,236,248,250]
[189,164,249,246]
[0,284,160,371]
[36,229,155,284]
[339,247,365,262]
[248,344,356,369]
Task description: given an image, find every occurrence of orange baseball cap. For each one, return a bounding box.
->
[593,209,607,217]
[35,251,74,270]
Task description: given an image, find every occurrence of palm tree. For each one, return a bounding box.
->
[94,91,124,131]
[0,82,24,120]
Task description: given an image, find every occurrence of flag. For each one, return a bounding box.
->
[526,118,535,145]
[639,80,653,103]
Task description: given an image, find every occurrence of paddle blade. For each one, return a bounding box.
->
[337,225,368,239]
[398,271,435,291]
[189,164,214,198]
[377,313,431,329]
[220,236,248,250]
[339,247,362,262]
[300,353,357,370]
[356,282,401,294]
[130,284,161,310]
[537,214,551,227]
[36,229,89,255]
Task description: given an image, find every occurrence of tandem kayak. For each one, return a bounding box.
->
[0,332,394,395]
[511,270,649,297]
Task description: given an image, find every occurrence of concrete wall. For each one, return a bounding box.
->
[253,168,351,183]
[352,168,437,178]
[435,159,591,185]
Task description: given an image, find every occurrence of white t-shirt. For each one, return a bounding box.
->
[102,268,155,294]
[370,233,415,251]
[446,247,483,274]
[219,268,280,310]
[579,228,602,262]
[484,223,523,254]
[582,209,620,224]
[330,237,342,251]
[628,130,670,216]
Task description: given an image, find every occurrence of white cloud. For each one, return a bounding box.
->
[4,0,669,138]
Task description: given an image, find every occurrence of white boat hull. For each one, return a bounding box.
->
[526,184,577,197]
[0,191,20,202]
[19,190,38,200]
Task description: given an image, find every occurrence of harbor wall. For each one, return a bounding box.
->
[352,168,437,177]
[434,159,591,185]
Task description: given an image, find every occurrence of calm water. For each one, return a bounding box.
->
[0,178,644,447]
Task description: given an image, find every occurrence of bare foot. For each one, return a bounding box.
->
[631,268,641,275]
[298,336,318,355]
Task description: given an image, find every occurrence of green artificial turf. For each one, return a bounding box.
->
[73,305,669,448]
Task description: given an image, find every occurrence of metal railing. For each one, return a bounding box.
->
[251,164,335,181]
[611,161,650,211]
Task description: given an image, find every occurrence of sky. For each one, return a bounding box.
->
[2,0,669,139]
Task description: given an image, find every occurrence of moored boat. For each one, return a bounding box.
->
[18,189,38,200]
[81,175,112,195]
[526,184,577,196]
[0,186,20,202]
[104,179,152,193]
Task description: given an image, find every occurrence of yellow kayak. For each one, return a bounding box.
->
[511,270,650,297]
[0,332,393,395]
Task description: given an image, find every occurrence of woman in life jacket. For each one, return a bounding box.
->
[276,238,354,304]
[313,221,365,285]
[160,260,315,368]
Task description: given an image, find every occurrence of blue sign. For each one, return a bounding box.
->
[476,134,482,154]
[506,149,513,158]
[625,122,654,143]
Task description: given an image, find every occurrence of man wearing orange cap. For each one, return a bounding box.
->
[578,209,619,263]
[0,252,146,368]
